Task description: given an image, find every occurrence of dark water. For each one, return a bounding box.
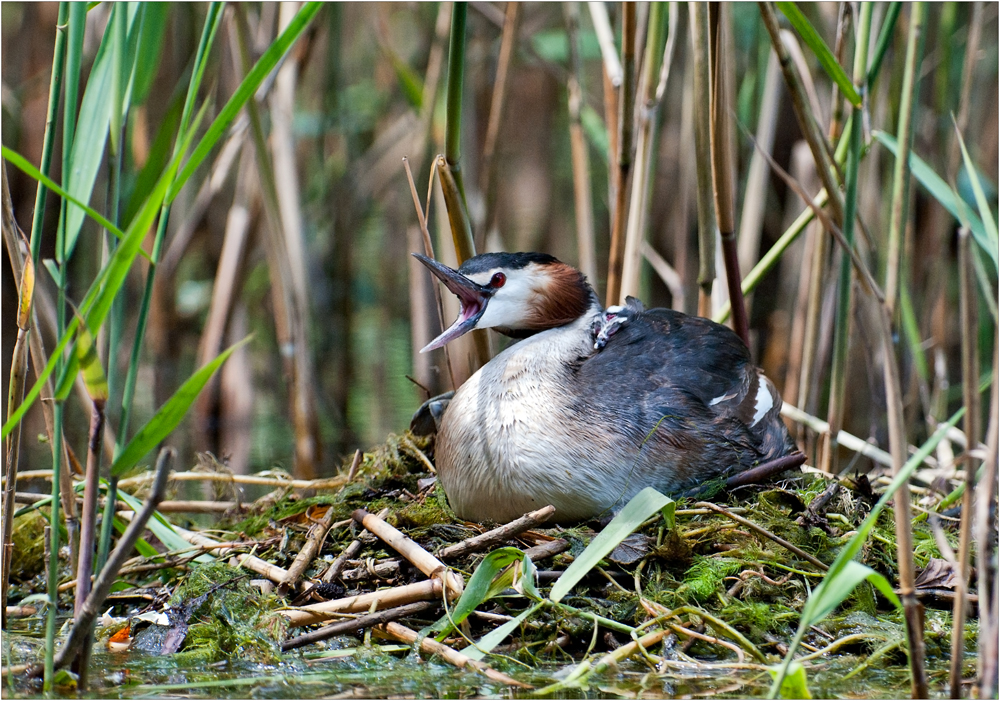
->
[2,617,972,699]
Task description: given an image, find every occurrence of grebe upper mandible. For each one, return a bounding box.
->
[414,251,800,523]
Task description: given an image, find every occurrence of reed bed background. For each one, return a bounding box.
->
[0,1,997,696]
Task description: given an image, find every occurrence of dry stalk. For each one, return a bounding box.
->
[976,343,999,698]
[2,220,32,630]
[436,156,492,368]
[708,3,749,347]
[564,2,597,285]
[117,470,346,491]
[374,620,531,688]
[479,0,520,248]
[950,227,980,697]
[281,600,436,651]
[605,1,636,306]
[234,6,320,479]
[278,504,338,597]
[283,579,447,627]
[694,502,827,571]
[438,505,556,559]
[352,508,464,597]
[689,2,716,317]
[736,49,781,280]
[403,157,456,390]
[619,1,675,303]
[758,2,844,226]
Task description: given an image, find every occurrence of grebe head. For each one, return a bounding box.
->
[414,252,598,352]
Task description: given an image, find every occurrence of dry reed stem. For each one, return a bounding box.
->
[403,157,456,390]
[605,1,636,306]
[438,505,556,560]
[565,2,597,285]
[976,343,999,698]
[689,2,716,317]
[668,623,745,663]
[353,508,463,597]
[694,502,827,571]
[708,3,748,347]
[736,49,781,279]
[375,620,531,688]
[194,146,256,427]
[950,227,980,697]
[877,297,928,697]
[234,6,319,479]
[523,538,570,562]
[641,241,684,309]
[281,600,436,651]
[283,578,447,627]
[2,171,31,627]
[278,503,339,597]
[588,1,622,86]
[436,156,492,369]
[619,2,673,302]
[117,470,346,491]
[73,397,105,624]
[164,522,293,586]
[479,0,520,248]
[758,2,844,226]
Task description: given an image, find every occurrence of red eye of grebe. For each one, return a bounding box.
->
[490,272,506,288]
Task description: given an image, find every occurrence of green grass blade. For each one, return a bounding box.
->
[1,101,205,438]
[768,408,965,696]
[874,130,995,270]
[550,488,673,602]
[429,547,522,639]
[866,2,902,89]
[110,337,251,476]
[776,2,861,107]
[463,601,546,662]
[113,490,213,563]
[130,2,169,106]
[2,145,127,242]
[169,1,322,200]
[954,119,999,244]
[63,2,142,260]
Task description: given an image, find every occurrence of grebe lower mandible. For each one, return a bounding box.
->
[414,251,800,523]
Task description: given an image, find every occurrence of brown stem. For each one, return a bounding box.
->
[708,3,748,347]
[689,2,715,317]
[277,504,337,597]
[281,600,437,651]
[478,0,520,249]
[950,227,979,697]
[605,1,636,306]
[694,501,828,571]
[375,621,531,688]
[437,505,555,560]
[758,2,844,227]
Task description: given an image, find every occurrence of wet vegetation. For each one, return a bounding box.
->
[1,1,997,698]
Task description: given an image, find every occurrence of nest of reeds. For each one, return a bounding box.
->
[6,428,968,693]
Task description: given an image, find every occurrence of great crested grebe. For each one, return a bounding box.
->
[414,251,800,523]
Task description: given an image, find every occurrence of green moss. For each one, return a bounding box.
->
[677,557,742,603]
[10,510,47,582]
[169,562,287,663]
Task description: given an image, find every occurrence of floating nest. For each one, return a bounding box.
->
[5,430,969,693]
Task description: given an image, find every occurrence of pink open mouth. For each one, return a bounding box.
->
[413,254,491,353]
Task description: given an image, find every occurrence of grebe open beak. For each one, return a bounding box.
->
[414,253,492,353]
